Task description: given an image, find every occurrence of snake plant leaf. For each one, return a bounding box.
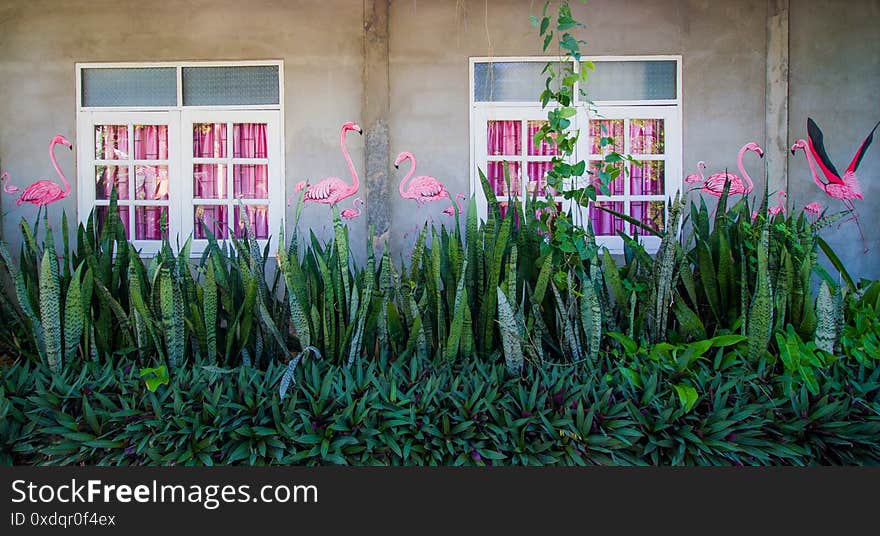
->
[814,281,837,353]
[40,250,63,373]
[496,287,523,375]
[63,263,85,365]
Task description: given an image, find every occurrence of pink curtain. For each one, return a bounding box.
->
[589,120,624,154]
[192,123,269,240]
[134,125,168,240]
[591,201,625,236]
[630,202,665,234]
[630,161,664,196]
[487,121,521,196]
[236,205,269,239]
[96,125,130,200]
[630,119,663,154]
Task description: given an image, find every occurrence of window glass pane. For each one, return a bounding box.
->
[486,161,521,196]
[133,125,169,160]
[96,206,130,239]
[96,165,130,200]
[527,120,558,156]
[590,161,624,195]
[235,205,269,239]
[487,120,521,156]
[474,61,570,102]
[527,161,556,196]
[589,119,624,154]
[234,164,268,199]
[82,68,177,107]
[135,206,167,240]
[183,66,280,106]
[195,205,228,239]
[630,161,664,196]
[587,60,677,101]
[135,165,169,200]
[193,164,227,199]
[631,201,665,233]
[233,124,268,158]
[591,201,625,236]
[95,125,129,160]
[630,119,665,154]
[194,123,228,158]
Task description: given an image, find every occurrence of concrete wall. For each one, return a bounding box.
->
[0,0,366,251]
[1,0,879,278]
[789,0,880,280]
[389,0,768,254]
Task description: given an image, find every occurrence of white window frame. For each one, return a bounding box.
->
[75,60,285,256]
[469,55,682,254]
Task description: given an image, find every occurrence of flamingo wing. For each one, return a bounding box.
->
[846,119,880,174]
[807,118,844,184]
[17,181,61,205]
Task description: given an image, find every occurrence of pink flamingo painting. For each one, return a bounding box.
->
[768,191,786,217]
[6,135,73,208]
[1,172,20,194]
[442,193,466,216]
[684,161,707,184]
[340,197,364,220]
[791,117,879,252]
[395,151,450,207]
[296,122,362,206]
[691,142,763,197]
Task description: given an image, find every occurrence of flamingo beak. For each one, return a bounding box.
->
[394,163,399,169]
[358,128,364,135]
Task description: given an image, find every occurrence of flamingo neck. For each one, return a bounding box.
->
[50,139,70,194]
[798,143,825,189]
[340,128,359,197]
[398,153,415,198]
[736,145,754,192]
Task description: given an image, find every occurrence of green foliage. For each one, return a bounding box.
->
[2,337,878,466]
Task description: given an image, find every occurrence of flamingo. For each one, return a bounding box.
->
[442,193,466,216]
[395,151,450,207]
[12,135,73,208]
[298,122,362,206]
[791,117,879,252]
[692,142,764,197]
[340,197,364,220]
[684,161,707,184]
[1,172,20,194]
[768,191,786,217]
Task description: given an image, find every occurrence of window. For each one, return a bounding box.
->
[76,62,283,255]
[470,56,681,253]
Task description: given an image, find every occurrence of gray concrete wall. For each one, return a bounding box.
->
[0,0,367,255]
[389,0,768,255]
[789,0,880,280]
[1,0,878,279]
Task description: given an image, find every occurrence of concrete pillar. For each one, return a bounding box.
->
[363,0,391,241]
[765,0,790,205]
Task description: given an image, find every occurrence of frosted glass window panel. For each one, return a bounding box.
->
[474,62,571,102]
[82,68,177,107]
[586,61,677,101]
[183,66,280,106]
